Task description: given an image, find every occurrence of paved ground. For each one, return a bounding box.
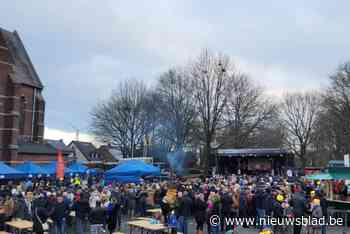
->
[116,217,350,234]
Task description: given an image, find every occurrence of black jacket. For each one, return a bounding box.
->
[290,192,306,217]
[254,191,264,210]
[73,200,91,219]
[221,193,233,214]
[52,201,69,221]
[193,198,207,223]
[33,207,48,234]
[89,207,107,225]
[177,195,193,218]
[272,200,284,218]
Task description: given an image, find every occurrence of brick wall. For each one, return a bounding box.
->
[0,29,45,162]
[10,153,69,164]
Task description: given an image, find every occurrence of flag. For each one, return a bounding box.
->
[56,150,65,180]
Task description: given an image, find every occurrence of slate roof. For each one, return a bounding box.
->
[69,141,97,161]
[18,142,72,155]
[0,27,43,89]
[95,145,119,162]
[18,143,57,155]
[45,139,73,154]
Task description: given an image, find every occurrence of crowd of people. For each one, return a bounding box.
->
[0,173,331,234]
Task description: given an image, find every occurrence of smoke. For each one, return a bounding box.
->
[166,149,186,175]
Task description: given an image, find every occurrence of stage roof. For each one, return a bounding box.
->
[217,148,290,158]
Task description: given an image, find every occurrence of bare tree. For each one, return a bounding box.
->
[220,75,277,148]
[322,62,350,156]
[154,68,197,150]
[190,49,235,174]
[280,92,321,167]
[310,111,338,166]
[90,80,155,158]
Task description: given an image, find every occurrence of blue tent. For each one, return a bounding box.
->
[15,161,49,177]
[105,160,160,177]
[42,161,73,175]
[68,163,88,174]
[0,162,25,179]
[87,168,103,176]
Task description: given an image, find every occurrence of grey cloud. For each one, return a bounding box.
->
[1,0,350,133]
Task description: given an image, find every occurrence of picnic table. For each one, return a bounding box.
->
[135,217,152,221]
[5,219,33,234]
[328,208,350,234]
[127,219,168,234]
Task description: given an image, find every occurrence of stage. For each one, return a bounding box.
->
[217,148,294,175]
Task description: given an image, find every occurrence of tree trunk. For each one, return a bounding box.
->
[203,139,211,176]
[299,146,307,169]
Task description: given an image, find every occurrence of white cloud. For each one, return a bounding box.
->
[234,58,324,97]
[44,127,95,145]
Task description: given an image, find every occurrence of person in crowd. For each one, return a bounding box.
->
[271,194,285,234]
[317,190,328,234]
[73,190,91,234]
[13,193,29,220]
[107,195,122,233]
[52,193,69,234]
[3,195,14,222]
[32,200,48,234]
[89,201,107,234]
[206,190,221,234]
[127,186,136,218]
[254,186,265,230]
[138,189,148,217]
[290,184,307,234]
[160,196,171,225]
[176,190,193,234]
[220,188,233,231]
[193,192,207,234]
[311,198,323,234]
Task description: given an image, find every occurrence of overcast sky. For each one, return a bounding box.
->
[1,1,350,143]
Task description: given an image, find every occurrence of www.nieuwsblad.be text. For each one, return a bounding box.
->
[209,215,344,227]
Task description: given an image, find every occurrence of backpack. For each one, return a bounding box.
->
[168,213,177,228]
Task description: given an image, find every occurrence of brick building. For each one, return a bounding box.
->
[0,27,45,163]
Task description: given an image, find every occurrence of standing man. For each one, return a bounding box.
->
[176,191,192,234]
[73,191,90,234]
[290,185,306,234]
[89,201,107,234]
[52,194,69,234]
